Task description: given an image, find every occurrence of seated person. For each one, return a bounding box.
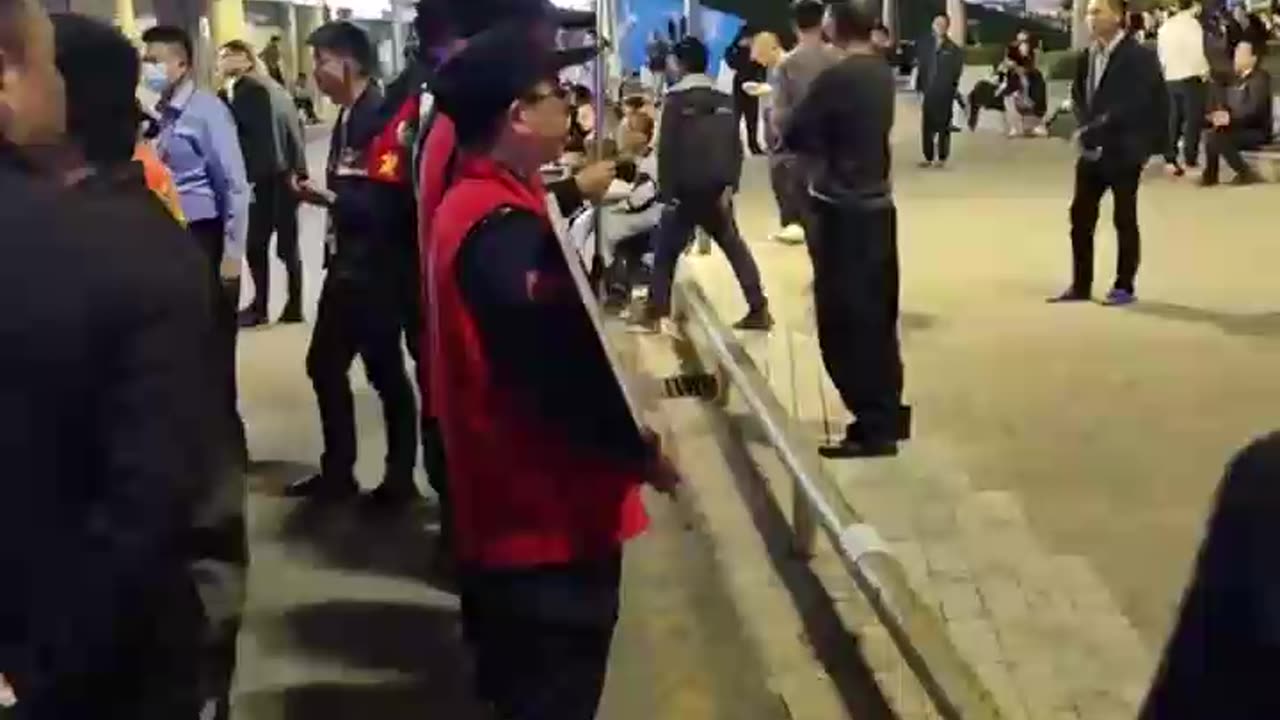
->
[1001,53,1049,137]
[967,50,1017,130]
[568,113,662,302]
[1202,40,1273,186]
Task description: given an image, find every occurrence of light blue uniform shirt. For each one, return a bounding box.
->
[156,79,249,262]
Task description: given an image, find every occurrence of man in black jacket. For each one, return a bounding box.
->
[1201,39,1272,186]
[1050,0,1165,307]
[785,0,910,458]
[1,0,224,715]
[218,40,291,328]
[289,21,420,505]
[640,36,772,332]
[726,25,766,155]
[917,13,964,167]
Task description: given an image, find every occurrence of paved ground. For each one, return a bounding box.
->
[683,96,1280,719]
[224,143,792,720]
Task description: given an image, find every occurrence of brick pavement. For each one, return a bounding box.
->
[676,97,1280,718]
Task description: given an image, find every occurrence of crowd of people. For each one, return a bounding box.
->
[3,0,1280,715]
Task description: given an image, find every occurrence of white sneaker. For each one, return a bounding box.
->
[1032,125,1049,137]
[776,223,806,245]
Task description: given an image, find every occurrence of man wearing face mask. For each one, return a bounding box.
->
[2,1,224,715]
[141,25,251,468]
[288,21,420,505]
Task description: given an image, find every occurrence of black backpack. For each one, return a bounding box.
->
[668,89,741,194]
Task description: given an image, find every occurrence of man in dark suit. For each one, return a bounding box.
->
[217,40,286,328]
[1201,39,1272,186]
[1050,0,1165,307]
[917,13,964,168]
[1,0,226,714]
[725,25,766,155]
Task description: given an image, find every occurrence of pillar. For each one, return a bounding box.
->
[115,0,137,39]
[282,2,299,81]
[1072,0,1089,48]
[882,0,897,41]
[209,0,247,48]
[295,4,323,77]
[946,0,966,45]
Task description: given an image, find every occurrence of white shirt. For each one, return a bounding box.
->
[1157,10,1209,82]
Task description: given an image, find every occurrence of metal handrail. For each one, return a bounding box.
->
[672,278,1003,720]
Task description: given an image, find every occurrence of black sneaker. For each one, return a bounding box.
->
[364,481,421,511]
[1231,172,1262,186]
[733,306,774,331]
[278,306,304,324]
[284,473,359,501]
[237,309,268,329]
[818,439,899,459]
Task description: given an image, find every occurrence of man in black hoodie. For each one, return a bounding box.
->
[1,1,225,716]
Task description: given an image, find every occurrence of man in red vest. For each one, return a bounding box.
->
[428,23,678,719]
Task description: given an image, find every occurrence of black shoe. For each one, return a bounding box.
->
[1231,172,1262,186]
[1047,289,1091,303]
[284,473,359,501]
[846,407,912,444]
[1199,174,1220,187]
[733,305,774,331]
[818,439,899,459]
[364,481,420,510]
[279,306,304,324]
[237,309,268,328]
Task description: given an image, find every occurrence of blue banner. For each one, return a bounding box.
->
[616,0,745,77]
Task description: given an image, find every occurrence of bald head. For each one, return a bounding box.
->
[0,0,65,147]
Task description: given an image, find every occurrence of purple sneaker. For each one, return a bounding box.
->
[1102,288,1137,306]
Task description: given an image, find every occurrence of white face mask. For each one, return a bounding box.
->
[141,61,170,95]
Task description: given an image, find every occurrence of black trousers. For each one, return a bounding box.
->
[734,89,763,154]
[187,218,247,466]
[1165,78,1206,167]
[1203,127,1267,182]
[648,191,766,316]
[306,275,417,488]
[768,153,810,228]
[244,173,302,319]
[460,552,622,720]
[921,101,953,162]
[810,199,906,443]
[1068,159,1142,295]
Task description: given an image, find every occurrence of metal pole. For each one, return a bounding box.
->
[590,0,610,298]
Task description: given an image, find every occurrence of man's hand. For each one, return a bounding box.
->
[573,161,618,203]
[220,255,242,281]
[1,672,17,707]
[296,178,337,207]
[640,429,682,497]
[1210,109,1231,128]
[719,186,734,210]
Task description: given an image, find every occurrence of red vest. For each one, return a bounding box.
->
[416,114,457,417]
[428,156,649,569]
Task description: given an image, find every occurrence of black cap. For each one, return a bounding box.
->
[448,0,595,38]
[433,22,597,146]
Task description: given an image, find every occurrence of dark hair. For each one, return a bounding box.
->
[792,0,825,31]
[1176,0,1195,10]
[220,39,256,64]
[141,24,193,63]
[53,13,139,168]
[829,0,877,43]
[307,21,376,76]
[934,12,951,24]
[673,36,708,73]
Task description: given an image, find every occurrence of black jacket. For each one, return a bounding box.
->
[219,73,279,180]
[326,82,418,291]
[1072,35,1167,169]
[0,146,224,717]
[1218,67,1274,138]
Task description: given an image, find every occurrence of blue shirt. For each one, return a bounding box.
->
[155,79,249,262]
